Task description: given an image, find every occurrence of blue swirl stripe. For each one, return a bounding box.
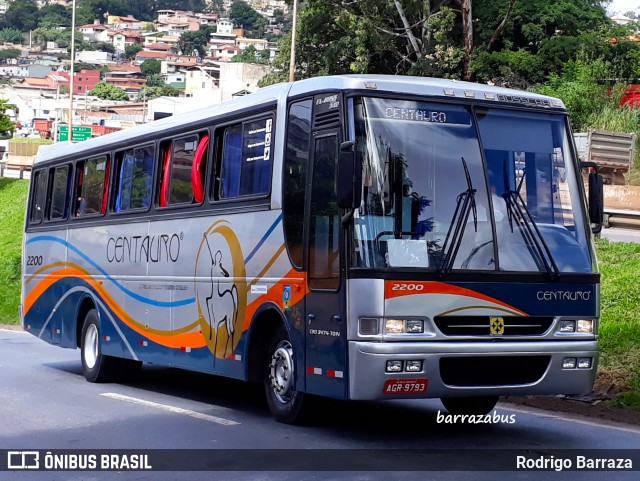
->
[244,213,283,264]
[27,235,195,308]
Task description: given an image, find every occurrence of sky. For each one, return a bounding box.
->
[608,0,640,15]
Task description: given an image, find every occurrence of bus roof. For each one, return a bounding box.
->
[34,74,565,166]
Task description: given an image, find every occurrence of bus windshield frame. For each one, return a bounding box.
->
[348,96,594,275]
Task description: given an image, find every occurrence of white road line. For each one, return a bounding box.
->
[101,392,240,426]
[501,403,640,435]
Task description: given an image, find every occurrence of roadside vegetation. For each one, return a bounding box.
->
[0,178,27,325]
[0,178,639,409]
[596,238,640,410]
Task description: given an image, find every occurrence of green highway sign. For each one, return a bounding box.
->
[59,125,92,141]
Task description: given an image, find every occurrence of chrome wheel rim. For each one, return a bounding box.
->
[269,340,295,404]
[84,323,99,369]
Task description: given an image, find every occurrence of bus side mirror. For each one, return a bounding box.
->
[337,140,363,209]
[582,162,604,234]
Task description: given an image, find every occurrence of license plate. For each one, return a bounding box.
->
[383,379,429,395]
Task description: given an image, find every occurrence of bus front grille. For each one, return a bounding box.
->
[440,355,551,387]
[434,316,554,336]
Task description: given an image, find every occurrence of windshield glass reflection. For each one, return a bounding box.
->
[349,97,593,274]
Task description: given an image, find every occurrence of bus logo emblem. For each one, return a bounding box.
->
[490,317,505,335]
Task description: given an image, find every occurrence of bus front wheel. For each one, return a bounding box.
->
[264,326,308,424]
[80,309,121,383]
[440,396,499,415]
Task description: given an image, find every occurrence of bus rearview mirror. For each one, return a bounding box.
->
[337,144,363,210]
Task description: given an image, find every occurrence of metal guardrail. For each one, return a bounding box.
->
[604,208,640,229]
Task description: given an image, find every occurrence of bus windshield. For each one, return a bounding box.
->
[350,96,593,274]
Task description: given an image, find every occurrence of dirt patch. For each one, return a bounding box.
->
[0,324,23,331]
[504,396,640,426]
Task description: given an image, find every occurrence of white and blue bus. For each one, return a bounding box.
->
[22,75,604,423]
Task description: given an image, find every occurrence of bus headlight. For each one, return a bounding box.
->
[385,319,405,334]
[577,320,594,333]
[559,320,575,333]
[405,320,424,333]
[385,319,424,334]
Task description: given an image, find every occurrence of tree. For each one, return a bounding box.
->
[146,73,166,87]
[124,44,144,60]
[0,29,24,45]
[37,4,71,29]
[232,45,270,64]
[138,85,180,101]
[230,1,268,37]
[176,27,215,57]
[263,0,625,89]
[141,58,162,75]
[1,0,39,32]
[0,49,23,62]
[89,82,129,101]
[0,99,16,138]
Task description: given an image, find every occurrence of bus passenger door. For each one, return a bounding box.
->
[305,130,347,399]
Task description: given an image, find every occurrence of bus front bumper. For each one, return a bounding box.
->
[348,340,598,401]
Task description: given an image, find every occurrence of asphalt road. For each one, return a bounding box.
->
[1,328,639,481]
[600,226,640,243]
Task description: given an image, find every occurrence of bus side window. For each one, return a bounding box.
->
[48,165,70,220]
[159,132,207,207]
[217,116,273,200]
[159,141,172,207]
[114,145,154,212]
[30,170,47,224]
[74,156,109,217]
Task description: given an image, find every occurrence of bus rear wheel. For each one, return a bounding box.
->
[440,396,499,415]
[264,326,308,424]
[81,309,122,383]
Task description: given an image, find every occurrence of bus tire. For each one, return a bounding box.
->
[264,326,308,424]
[80,309,120,383]
[440,396,499,415]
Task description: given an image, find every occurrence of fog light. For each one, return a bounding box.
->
[559,320,576,333]
[386,360,403,372]
[386,319,404,334]
[577,320,593,333]
[563,357,577,369]
[578,357,592,369]
[405,360,423,372]
[405,320,424,333]
[359,318,380,335]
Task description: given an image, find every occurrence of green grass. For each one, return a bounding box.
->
[595,238,640,409]
[0,178,28,324]
[0,182,639,409]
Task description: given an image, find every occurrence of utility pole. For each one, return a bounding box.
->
[288,0,298,82]
[68,0,77,142]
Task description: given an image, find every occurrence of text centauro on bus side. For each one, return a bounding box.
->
[21,75,604,424]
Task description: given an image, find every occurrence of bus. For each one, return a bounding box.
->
[21,75,604,424]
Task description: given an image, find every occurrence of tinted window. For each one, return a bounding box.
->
[49,165,69,220]
[283,99,312,268]
[309,134,340,290]
[218,116,273,199]
[75,156,109,217]
[114,145,154,212]
[30,170,47,224]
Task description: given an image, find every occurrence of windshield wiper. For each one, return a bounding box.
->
[503,170,559,279]
[438,157,477,277]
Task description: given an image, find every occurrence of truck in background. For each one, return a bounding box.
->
[574,129,637,185]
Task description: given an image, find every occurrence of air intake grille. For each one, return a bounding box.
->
[314,110,341,129]
[434,316,554,336]
[440,355,550,386]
